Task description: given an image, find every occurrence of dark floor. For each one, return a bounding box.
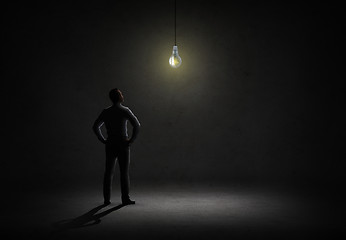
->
[3,182,345,240]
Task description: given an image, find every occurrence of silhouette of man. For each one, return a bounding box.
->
[93,88,140,205]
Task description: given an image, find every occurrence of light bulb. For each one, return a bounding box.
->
[169,45,182,68]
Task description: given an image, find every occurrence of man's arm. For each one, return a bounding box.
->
[92,110,107,144]
[127,108,141,145]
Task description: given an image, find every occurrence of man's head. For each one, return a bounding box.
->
[109,88,124,103]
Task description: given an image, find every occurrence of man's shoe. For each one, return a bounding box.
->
[104,200,111,206]
[122,199,135,205]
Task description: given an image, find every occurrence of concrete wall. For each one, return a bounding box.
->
[3,1,344,188]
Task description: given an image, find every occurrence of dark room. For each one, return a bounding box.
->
[2,1,345,239]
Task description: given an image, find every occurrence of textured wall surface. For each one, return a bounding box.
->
[3,1,344,189]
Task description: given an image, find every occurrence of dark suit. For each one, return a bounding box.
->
[93,104,140,202]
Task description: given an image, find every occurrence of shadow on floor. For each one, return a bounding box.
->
[52,203,124,231]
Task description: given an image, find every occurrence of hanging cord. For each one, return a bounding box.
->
[174,0,177,45]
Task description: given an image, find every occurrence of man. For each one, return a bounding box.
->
[93,88,140,205]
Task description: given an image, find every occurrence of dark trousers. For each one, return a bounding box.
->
[103,139,130,202]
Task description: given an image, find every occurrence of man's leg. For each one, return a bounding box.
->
[103,144,117,204]
[118,146,134,204]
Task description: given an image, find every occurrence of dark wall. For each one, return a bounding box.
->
[3,1,344,188]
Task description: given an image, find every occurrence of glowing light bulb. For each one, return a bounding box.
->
[169,45,182,68]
